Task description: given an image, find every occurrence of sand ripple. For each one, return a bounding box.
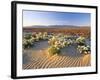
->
[23,50,91,69]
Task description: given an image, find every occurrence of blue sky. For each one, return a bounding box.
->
[23,10,90,27]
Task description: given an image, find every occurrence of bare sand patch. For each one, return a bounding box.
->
[23,50,91,69]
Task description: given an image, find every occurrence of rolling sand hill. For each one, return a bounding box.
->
[23,50,91,69]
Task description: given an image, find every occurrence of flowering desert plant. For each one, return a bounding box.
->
[77,45,90,54]
[76,36,85,45]
[47,46,60,56]
[23,39,34,49]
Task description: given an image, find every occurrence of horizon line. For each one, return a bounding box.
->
[23,25,90,27]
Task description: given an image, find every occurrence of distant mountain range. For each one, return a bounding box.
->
[23,25,90,28]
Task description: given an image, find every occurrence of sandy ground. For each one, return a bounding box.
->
[23,50,91,69]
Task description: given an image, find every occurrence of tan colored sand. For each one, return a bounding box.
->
[23,50,91,69]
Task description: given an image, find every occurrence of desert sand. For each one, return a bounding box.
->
[23,50,91,69]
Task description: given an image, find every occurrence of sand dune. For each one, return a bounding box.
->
[23,50,91,69]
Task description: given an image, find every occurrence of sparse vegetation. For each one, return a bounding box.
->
[77,45,90,54]
[23,39,33,49]
[23,27,90,38]
[76,36,85,45]
[23,27,91,69]
[47,46,60,55]
[23,27,91,55]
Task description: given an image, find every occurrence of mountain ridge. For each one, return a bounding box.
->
[23,25,90,28]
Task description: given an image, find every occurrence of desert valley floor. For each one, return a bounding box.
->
[23,49,91,69]
[23,27,91,69]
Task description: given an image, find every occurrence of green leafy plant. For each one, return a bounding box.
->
[24,34,32,39]
[23,39,33,49]
[76,36,85,45]
[47,46,60,56]
[77,45,90,54]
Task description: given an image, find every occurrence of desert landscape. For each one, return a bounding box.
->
[22,10,91,69]
[22,27,91,69]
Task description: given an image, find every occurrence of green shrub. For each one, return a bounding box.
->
[76,36,85,45]
[23,39,33,49]
[77,45,90,54]
[48,36,58,45]
[24,34,32,39]
[47,46,60,55]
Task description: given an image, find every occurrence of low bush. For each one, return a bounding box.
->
[24,34,32,39]
[77,45,90,54]
[23,39,33,49]
[47,46,60,56]
[76,36,85,45]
